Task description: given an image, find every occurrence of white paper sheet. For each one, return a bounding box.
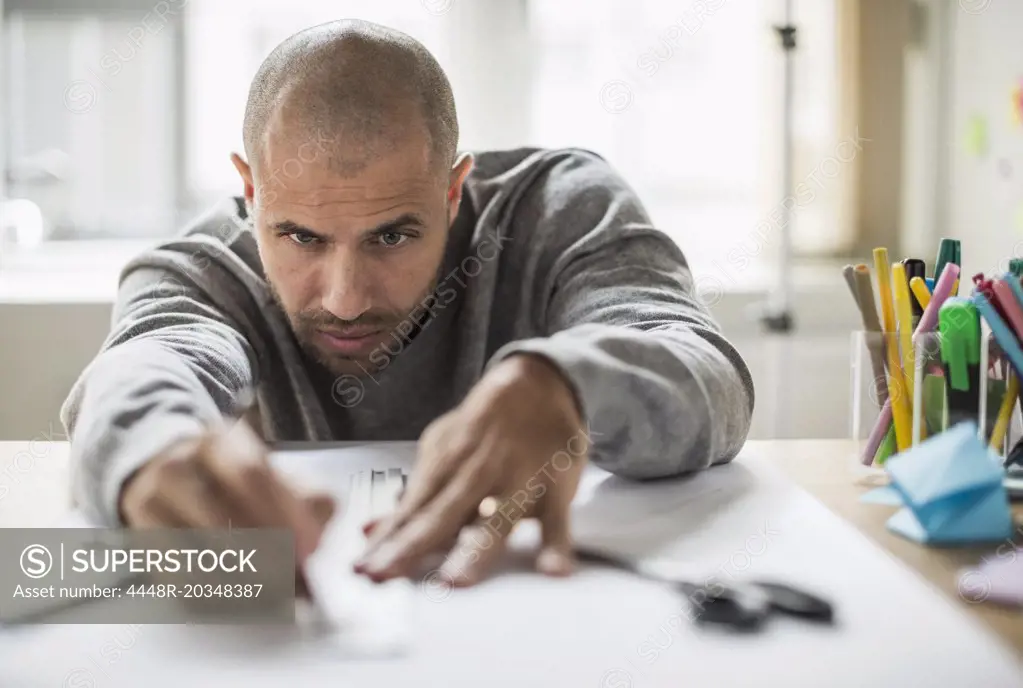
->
[300,465,413,659]
[1,443,1020,688]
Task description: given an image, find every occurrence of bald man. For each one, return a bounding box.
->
[62,19,754,587]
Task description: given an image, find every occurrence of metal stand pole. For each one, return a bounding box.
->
[760,0,797,334]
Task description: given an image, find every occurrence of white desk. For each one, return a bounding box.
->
[0,441,1021,687]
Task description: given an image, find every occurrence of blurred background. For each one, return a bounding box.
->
[0,0,1020,442]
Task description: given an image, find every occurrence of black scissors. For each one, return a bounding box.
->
[675,578,834,631]
[579,550,834,632]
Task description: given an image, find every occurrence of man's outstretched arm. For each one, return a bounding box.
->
[489,150,755,479]
[356,150,754,585]
[61,265,256,526]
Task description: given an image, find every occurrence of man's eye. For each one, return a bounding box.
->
[378,232,408,247]
[286,231,320,246]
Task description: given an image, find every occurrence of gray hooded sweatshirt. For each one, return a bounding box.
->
[61,147,755,527]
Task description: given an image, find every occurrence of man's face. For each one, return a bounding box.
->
[244,129,460,377]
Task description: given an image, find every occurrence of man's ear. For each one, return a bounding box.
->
[447,152,474,226]
[230,153,255,205]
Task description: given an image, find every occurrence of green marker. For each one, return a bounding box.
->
[1009,258,1023,279]
[934,238,961,285]
[938,297,981,428]
[873,424,897,465]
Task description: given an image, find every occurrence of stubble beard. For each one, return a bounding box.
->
[267,277,439,378]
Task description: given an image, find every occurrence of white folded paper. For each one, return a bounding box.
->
[300,468,413,658]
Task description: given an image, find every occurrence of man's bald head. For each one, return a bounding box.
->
[242,19,458,179]
[235,20,474,379]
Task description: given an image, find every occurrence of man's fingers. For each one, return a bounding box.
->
[535,457,581,577]
[439,521,512,587]
[536,498,575,577]
[363,427,477,553]
[429,493,576,588]
[363,519,460,579]
[128,495,189,529]
[124,450,239,529]
[439,489,533,587]
[362,518,380,537]
[197,424,281,525]
[161,467,241,528]
[200,423,324,563]
[356,474,487,581]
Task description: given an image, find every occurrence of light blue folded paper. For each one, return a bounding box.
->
[884,422,1014,545]
[859,485,903,506]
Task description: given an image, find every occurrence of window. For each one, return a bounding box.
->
[3,0,844,277]
[528,0,843,276]
[3,7,179,239]
[529,0,765,275]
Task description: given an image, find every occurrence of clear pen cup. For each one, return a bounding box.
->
[848,330,901,482]
[848,328,1019,483]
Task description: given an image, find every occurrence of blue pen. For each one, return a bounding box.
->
[971,293,1023,380]
[925,277,936,293]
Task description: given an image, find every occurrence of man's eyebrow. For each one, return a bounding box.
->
[364,213,428,235]
[271,219,325,239]
[270,213,427,239]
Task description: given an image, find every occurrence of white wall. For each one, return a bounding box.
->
[946,1,1023,278]
[0,0,6,219]
[900,0,951,259]
[0,301,111,440]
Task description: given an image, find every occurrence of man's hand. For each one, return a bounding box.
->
[119,419,336,571]
[354,354,591,586]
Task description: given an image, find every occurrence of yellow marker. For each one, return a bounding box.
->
[953,278,960,297]
[873,248,896,338]
[887,362,915,451]
[909,277,932,311]
[990,373,1019,451]
[874,249,912,451]
[892,263,918,443]
[892,264,916,401]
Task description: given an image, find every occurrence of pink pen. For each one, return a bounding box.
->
[861,263,962,464]
[991,279,1023,341]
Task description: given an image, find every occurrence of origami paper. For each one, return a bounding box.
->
[884,422,1014,544]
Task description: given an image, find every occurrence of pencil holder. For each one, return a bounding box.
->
[924,328,1019,452]
[848,329,901,479]
[848,329,1018,479]
[973,324,1022,456]
[911,332,951,445]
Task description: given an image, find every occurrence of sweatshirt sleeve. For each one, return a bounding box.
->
[487,151,755,479]
[60,264,257,527]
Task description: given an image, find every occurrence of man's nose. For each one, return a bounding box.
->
[321,254,374,321]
